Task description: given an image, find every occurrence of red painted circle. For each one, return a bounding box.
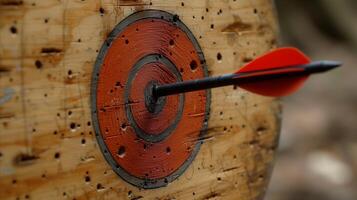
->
[96,19,207,180]
[129,62,180,135]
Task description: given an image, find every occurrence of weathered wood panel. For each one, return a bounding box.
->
[0,0,280,199]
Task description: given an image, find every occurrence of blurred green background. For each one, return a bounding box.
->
[266,0,357,199]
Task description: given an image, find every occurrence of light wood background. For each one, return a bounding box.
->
[0,0,281,199]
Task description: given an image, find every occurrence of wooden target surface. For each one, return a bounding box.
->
[0,1,281,199]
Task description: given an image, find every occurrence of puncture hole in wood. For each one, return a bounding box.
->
[10,26,17,34]
[118,146,126,158]
[190,60,198,71]
[217,53,222,62]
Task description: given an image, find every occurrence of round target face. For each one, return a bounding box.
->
[91,10,210,189]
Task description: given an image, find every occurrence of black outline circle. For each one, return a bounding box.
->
[91,10,211,189]
[124,54,184,143]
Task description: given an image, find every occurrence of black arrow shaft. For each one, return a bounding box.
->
[153,61,341,98]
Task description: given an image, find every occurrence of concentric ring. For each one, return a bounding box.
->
[91,10,210,189]
[124,54,185,143]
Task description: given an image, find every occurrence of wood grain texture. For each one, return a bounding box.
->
[0,0,281,199]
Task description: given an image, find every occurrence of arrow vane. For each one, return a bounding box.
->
[153,48,341,98]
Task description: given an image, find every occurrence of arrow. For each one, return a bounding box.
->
[152,48,341,98]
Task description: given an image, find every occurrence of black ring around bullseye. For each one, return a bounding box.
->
[124,54,184,143]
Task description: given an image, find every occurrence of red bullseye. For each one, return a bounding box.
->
[130,63,178,134]
[91,10,210,188]
[126,58,183,140]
